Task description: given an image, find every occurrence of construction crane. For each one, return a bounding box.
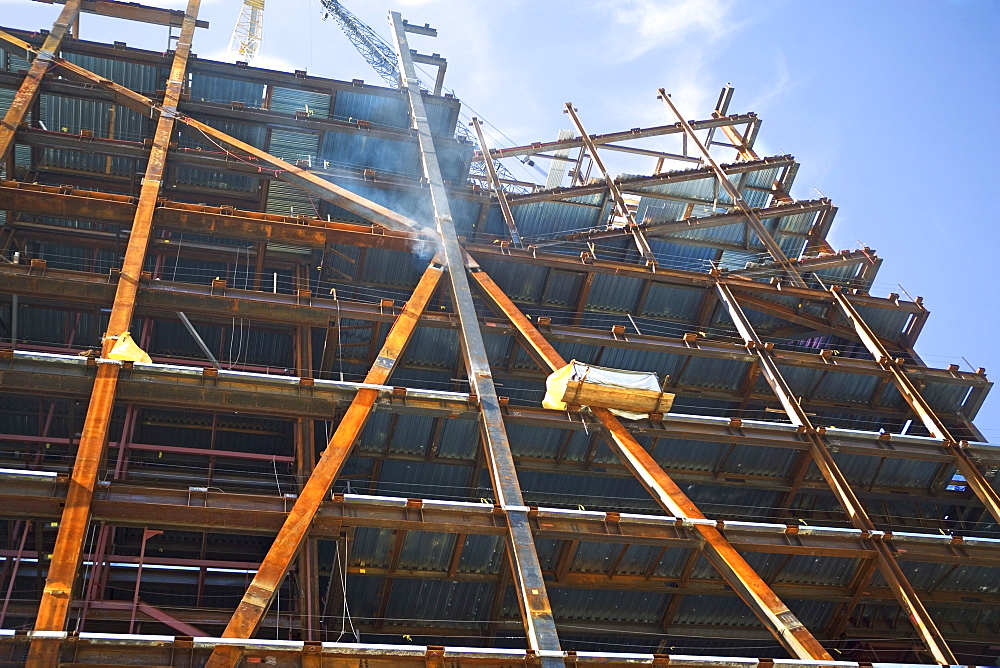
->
[229,0,266,62]
[319,0,531,192]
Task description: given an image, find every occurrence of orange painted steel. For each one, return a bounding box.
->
[468,266,832,662]
[0,0,81,164]
[715,282,956,664]
[203,260,444,668]
[25,2,201,664]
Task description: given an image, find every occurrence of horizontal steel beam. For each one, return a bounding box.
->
[0,350,994,469]
[509,155,795,207]
[3,473,996,568]
[0,630,984,665]
[472,113,759,162]
[32,0,210,27]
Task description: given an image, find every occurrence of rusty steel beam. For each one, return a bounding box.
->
[33,0,210,28]
[708,86,834,256]
[388,13,562,663]
[6,472,999,568]
[2,348,993,478]
[533,199,831,249]
[831,287,1000,526]
[181,116,432,237]
[657,89,806,287]
[25,3,201,665]
[0,0,81,165]
[563,103,658,267]
[0,180,418,253]
[203,260,443,668]
[0,28,434,238]
[3,264,981,403]
[472,113,758,162]
[466,262,831,662]
[730,248,877,279]
[714,282,956,665]
[471,117,522,246]
[464,241,924,316]
[508,155,795,207]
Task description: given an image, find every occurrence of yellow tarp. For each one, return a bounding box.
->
[542,362,576,411]
[107,331,152,364]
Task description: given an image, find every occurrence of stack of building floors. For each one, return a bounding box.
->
[0,2,997,666]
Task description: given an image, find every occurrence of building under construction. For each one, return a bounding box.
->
[1,1,998,666]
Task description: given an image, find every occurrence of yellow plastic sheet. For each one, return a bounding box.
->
[107,331,152,364]
[542,362,576,411]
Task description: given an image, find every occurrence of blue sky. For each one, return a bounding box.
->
[6,0,999,439]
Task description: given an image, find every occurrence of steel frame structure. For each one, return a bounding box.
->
[0,3,997,667]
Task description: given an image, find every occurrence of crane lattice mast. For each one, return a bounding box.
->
[229,0,266,62]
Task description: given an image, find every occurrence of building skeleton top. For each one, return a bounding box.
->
[0,2,996,666]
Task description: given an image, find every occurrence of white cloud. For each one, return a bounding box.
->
[604,0,737,61]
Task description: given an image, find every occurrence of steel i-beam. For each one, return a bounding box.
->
[389,11,563,664]
[0,0,81,165]
[470,117,522,246]
[25,2,201,665]
[203,260,444,668]
[467,263,832,662]
[714,282,956,664]
[830,287,1000,525]
[0,27,432,240]
[564,103,658,267]
[656,89,807,287]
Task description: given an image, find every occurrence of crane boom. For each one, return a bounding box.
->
[320,0,401,88]
[319,0,527,191]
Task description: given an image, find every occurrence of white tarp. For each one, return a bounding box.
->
[542,360,661,420]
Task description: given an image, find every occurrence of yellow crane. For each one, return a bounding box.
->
[229,0,265,62]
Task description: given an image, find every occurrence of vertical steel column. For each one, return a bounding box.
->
[467,264,831,661]
[714,282,956,663]
[563,104,657,267]
[25,3,201,664]
[0,0,81,163]
[830,287,1000,524]
[656,89,807,287]
[389,12,563,664]
[203,261,444,668]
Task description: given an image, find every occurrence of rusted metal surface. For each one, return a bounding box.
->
[831,287,1000,525]
[35,0,210,28]
[714,282,956,664]
[0,0,81,164]
[657,89,806,287]
[468,265,831,661]
[25,2,202,664]
[472,113,758,162]
[202,262,443,667]
[470,117,522,245]
[0,29,434,239]
[0,632,948,668]
[563,103,658,266]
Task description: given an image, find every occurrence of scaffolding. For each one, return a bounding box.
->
[0,2,997,666]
